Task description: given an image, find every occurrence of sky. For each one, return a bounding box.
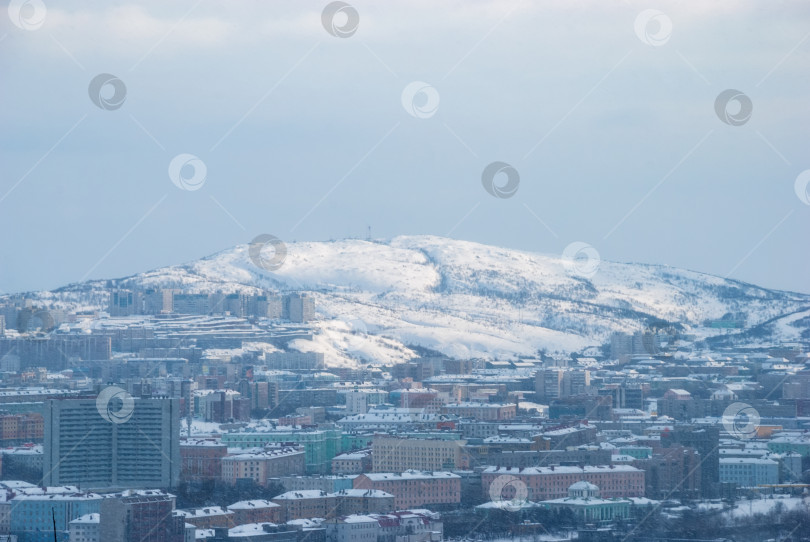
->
[1,0,809,295]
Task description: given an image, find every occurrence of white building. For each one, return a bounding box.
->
[720,458,779,487]
[69,513,99,542]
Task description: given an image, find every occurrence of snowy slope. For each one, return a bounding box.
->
[37,235,810,364]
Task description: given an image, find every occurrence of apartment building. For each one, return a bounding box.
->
[221,446,306,486]
[353,471,462,510]
[482,465,645,501]
[372,435,467,472]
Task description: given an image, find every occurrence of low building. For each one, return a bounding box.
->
[541,482,631,523]
[482,465,645,501]
[180,438,227,482]
[98,489,184,542]
[174,506,234,529]
[719,458,779,487]
[324,510,442,542]
[327,489,395,517]
[271,490,329,522]
[331,449,372,474]
[440,402,517,421]
[353,471,461,510]
[222,446,306,486]
[372,436,466,472]
[69,513,99,542]
[227,500,282,526]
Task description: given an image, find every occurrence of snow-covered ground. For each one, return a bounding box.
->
[698,495,810,518]
[20,235,810,365]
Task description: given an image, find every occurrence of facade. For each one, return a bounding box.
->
[324,510,442,542]
[221,446,306,486]
[179,438,227,481]
[353,471,462,510]
[0,413,43,443]
[227,500,283,526]
[541,482,631,523]
[68,513,99,542]
[222,428,343,474]
[173,507,234,529]
[440,402,516,421]
[372,436,466,472]
[10,488,102,542]
[719,458,779,487]
[271,490,329,522]
[43,397,181,489]
[482,465,645,501]
[327,489,395,517]
[98,490,184,542]
[331,449,372,474]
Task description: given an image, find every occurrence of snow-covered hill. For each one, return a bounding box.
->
[40,235,810,364]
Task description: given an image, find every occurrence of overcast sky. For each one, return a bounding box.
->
[1,0,809,294]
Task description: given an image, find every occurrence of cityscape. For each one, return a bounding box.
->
[3,1,810,541]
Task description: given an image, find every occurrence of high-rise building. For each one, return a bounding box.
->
[43,396,180,490]
[284,293,314,323]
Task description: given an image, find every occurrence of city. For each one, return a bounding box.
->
[2,1,809,541]
[0,245,808,541]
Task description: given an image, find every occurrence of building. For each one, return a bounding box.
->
[227,500,283,526]
[271,490,329,522]
[180,438,228,481]
[221,446,306,486]
[482,465,645,501]
[284,293,314,323]
[279,475,356,494]
[324,510,442,542]
[265,352,324,372]
[633,445,701,499]
[10,487,102,542]
[541,482,631,523]
[43,396,181,489]
[341,389,387,415]
[535,369,591,400]
[440,402,516,421]
[108,290,143,316]
[222,428,345,474]
[372,436,466,472]
[0,413,43,444]
[331,449,372,474]
[173,507,234,529]
[327,489,395,517]
[69,513,99,542]
[98,489,184,542]
[719,458,779,487]
[353,471,461,509]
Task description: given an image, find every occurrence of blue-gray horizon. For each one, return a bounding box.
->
[1,0,808,294]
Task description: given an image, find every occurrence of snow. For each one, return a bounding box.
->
[13,235,810,365]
